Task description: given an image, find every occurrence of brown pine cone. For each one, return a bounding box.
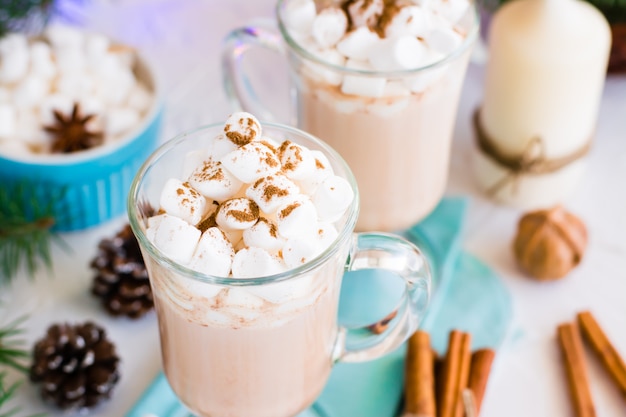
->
[91,224,153,318]
[29,322,120,410]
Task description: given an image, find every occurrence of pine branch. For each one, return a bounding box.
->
[0,0,54,37]
[0,317,29,374]
[0,372,45,417]
[0,182,66,284]
[0,373,21,417]
[0,316,44,417]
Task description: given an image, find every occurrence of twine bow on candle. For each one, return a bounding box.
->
[473,110,592,196]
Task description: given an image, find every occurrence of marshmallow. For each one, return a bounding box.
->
[312,175,354,222]
[216,198,260,230]
[0,104,17,138]
[243,217,284,253]
[245,174,300,214]
[368,35,428,71]
[187,227,235,277]
[188,159,243,201]
[312,7,348,48]
[55,72,94,100]
[94,66,135,105]
[16,110,48,150]
[282,0,317,33]
[347,0,385,28]
[231,247,286,278]
[222,228,244,247]
[221,287,265,309]
[316,222,339,249]
[0,34,30,83]
[126,84,153,113]
[276,195,318,239]
[146,213,201,264]
[248,274,315,304]
[278,140,316,180]
[55,48,86,75]
[0,87,10,103]
[220,141,281,183]
[341,59,386,98]
[104,107,141,137]
[432,0,470,24]
[45,24,84,50]
[85,33,110,63]
[159,178,208,226]
[78,96,105,122]
[367,96,410,117]
[12,76,48,109]
[223,112,262,146]
[183,149,209,179]
[423,25,464,56]
[39,94,74,125]
[383,80,411,97]
[254,136,280,153]
[282,237,323,268]
[403,51,446,93]
[383,5,432,38]
[90,52,124,77]
[0,139,32,157]
[296,150,334,194]
[303,46,346,86]
[29,42,57,80]
[336,27,381,61]
[207,133,239,161]
[367,81,411,116]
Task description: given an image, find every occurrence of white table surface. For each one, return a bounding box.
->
[2,1,625,416]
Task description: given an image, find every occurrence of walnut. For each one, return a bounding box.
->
[513,206,587,281]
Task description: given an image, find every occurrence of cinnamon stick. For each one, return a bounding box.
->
[468,349,496,414]
[577,311,626,398]
[434,351,446,409]
[557,322,597,417]
[438,330,472,417]
[404,331,436,417]
[453,333,472,417]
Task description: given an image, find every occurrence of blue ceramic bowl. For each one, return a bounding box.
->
[0,56,163,231]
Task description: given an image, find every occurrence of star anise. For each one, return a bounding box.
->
[44,104,104,153]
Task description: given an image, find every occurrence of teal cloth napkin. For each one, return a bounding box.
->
[126,197,513,417]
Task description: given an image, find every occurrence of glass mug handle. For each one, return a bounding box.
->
[222,24,285,122]
[334,232,431,363]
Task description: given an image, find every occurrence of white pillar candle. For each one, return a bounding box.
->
[474,0,611,208]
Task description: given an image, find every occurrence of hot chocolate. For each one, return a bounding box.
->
[137,113,354,417]
[149,254,343,417]
[130,113,432,417]
[278,0,478,231]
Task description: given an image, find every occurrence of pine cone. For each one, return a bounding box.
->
[29,322,120,410]
[91,224,153,318]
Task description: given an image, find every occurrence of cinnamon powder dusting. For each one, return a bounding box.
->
[378,2,402,37]
[258,217,279,238]
[280,202,301,218]
[222,199,260,222]
[263,185,289,202]
[197,212,218,232]
[315,159,325,169]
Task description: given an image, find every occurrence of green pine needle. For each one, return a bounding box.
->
[0,0,54,37]
[0,372,45,417]
[0,317,44,417]
[0,182,66,283]
[0,316,29,374]
[0,373,22,417]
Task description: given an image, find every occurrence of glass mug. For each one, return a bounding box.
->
[223,0,479,232]
[128,122,431,417]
